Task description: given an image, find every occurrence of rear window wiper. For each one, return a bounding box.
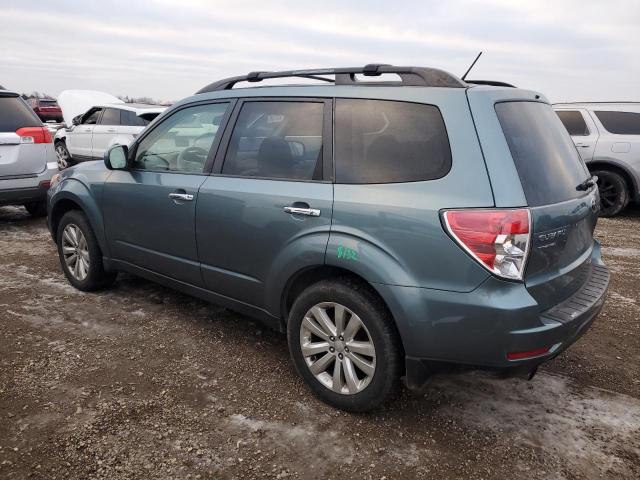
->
[576,175,598,191]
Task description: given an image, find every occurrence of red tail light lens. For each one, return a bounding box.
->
[442,209,531,280]
[16,127,52,144]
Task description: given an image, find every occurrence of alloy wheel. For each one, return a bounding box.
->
[597,176,619,210]
[56,144,69,169]
[299,302,376,395]
[62,223,90,281]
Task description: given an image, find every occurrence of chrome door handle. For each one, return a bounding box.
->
[169,193,194,201]
[576,143,590,148]
[284,206,320,217]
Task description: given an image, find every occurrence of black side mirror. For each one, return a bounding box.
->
[72,115,82,126]
[104,144,128,170]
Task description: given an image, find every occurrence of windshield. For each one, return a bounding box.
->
[496,101,589,206]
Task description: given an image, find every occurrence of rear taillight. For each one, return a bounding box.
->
[442,208,531,281]
[16,127,52,144]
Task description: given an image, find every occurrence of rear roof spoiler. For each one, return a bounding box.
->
[466,80,516,88]
[197,64,468,93]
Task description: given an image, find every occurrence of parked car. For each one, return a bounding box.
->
[47,65,609,411]
[554,102,640,216]
[1,90,58,216]
[27,97,63,123]
[54,90,165,169]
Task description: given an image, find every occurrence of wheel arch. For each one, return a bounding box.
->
[588,159,639,203]
[279,265,406,360]
[49,184,109,257]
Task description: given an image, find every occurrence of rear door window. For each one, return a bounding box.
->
[0,95,41,131]
[334,99,451,184]
[222,101,324,181]
[100,108,121,125]
[556,110,589,136]
[496,101,589,206]
[594,111,640,135]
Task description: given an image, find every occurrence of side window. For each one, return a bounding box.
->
[133,102,229,173]
[121,109,148,127]
[556,110,589,136]
[594,111,640,135]
[83,108,102,125]
[100,108,121,126]
[334,99,451,184]
[222,101,324,181]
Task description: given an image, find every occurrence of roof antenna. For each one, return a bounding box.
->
[461,51,482,81]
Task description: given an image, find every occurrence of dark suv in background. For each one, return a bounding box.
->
[47,65,609,411]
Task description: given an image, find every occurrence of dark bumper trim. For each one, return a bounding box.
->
[0,186,47,206]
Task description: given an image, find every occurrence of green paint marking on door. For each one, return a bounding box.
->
[337,246,358,261]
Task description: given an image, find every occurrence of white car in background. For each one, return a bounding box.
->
[554,102,640,216]
[54,90,165,169]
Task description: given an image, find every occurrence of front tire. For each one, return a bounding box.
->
[56,210,116,291]
[287,278,402,412]
[55,141,72,170]
[594,170,628,217]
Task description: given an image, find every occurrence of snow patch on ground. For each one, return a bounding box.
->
[433,372,640,479]
[228,413,355,471]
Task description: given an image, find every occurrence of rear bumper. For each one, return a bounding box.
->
[0,161,58,207]
[373,241,609,390]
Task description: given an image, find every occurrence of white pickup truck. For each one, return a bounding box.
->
[54,90,165,169]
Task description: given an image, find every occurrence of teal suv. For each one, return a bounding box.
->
[47,65,609,411]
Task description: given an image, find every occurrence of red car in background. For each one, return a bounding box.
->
[28,97,63,122]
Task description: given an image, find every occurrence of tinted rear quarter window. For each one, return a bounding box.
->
[594,111,640,135]
[496,101,589,206]
[556,110,589,136]
[121,109,150,127]
[335,99,451,183]
[0,95,42,131]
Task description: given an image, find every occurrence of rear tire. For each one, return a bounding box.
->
[56,210,116,291]
[287,278,402,412]
[593,170,628,217]
[24,201,47,217]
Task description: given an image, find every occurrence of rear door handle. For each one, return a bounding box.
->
[107,128,116,133]
[284,206,320,217]
[169,192,194,201]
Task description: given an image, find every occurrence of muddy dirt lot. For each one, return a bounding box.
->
[0,205,638,480]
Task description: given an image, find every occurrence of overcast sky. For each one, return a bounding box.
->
[1,0,638,103]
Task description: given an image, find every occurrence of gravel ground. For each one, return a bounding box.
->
[0,205,638,479]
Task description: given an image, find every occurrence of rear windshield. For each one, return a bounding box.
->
[39,100,58,107]
[496,101,589,206]
[0,95,42,132]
